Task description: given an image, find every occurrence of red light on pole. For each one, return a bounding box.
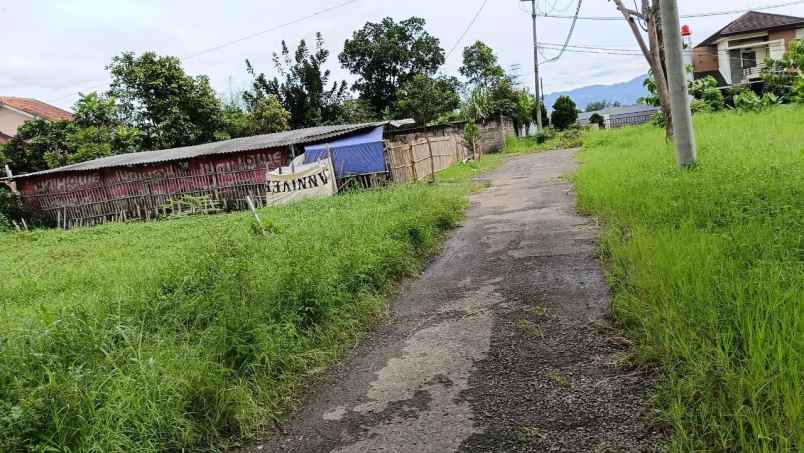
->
[681,25,691,36]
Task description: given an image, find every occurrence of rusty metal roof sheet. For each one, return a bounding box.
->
[7,121,411,180]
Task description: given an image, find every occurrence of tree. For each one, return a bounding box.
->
[460,41,506,89]
[394,74,461,125]
[107,52,224,150]
[761,40,804,101]
[250,95,290,134]
[1,119,70,174]
[56,92,141,166]
[589,113,605,128]
[339,17,445,114]
[551,96,578,130]
[1,93,142,172]
[585,100,620,112]
[334,98,378,124]
[611,0,673,140]
[245,33,348,129]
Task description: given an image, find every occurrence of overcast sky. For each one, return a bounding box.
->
[3,0,803,110]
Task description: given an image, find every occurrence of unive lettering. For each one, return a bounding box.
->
[266,167,331,193]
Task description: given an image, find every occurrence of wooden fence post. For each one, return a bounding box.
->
[407,143,418,182]
[426,137,436,183]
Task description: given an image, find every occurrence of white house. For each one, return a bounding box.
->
[693,11,804,87]
[0,97,73,144]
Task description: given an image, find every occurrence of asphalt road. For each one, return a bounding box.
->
[247,149,662,453]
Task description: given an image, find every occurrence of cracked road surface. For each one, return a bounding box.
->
[247,150,661,453]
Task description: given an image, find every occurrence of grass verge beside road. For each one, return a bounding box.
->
[574,106,803,452]
[0,140,542,452]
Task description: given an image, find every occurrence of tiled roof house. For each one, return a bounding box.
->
[0,97,74,144]
[693,11,804,86]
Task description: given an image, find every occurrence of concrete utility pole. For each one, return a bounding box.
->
[660,0,697,167]
[523,0,543,130]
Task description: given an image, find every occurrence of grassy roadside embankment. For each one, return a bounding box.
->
[0,139,541,452]
[574,106,803,451]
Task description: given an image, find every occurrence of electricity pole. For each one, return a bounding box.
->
[522,0,543,130]
[661,0,697,167]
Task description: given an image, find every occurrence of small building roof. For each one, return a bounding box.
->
[6,120,411,180]
[0,97,74,121]
[578,104,658,121]
[696,11,804,47]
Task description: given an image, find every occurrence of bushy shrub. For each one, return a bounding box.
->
[733,90,781,112]
[535,128,556,144]
[689,76,726,111]
[588,113,605,128]
[559,128,584,148]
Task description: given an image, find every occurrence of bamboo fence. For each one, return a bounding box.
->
[384,135,470,184]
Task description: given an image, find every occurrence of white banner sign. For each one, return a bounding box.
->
[265,156,337,206]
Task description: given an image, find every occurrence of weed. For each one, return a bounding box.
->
[546,370,572,389]
[515,319,544,338]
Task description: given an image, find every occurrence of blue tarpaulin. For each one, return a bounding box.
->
[304,126,385,178]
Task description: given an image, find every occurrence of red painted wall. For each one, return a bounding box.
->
[17,147,289,225]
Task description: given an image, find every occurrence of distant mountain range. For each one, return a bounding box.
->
[543,74,649,111]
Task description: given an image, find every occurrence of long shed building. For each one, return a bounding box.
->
[4,122,398,228]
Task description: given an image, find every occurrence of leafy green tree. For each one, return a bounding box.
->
[218,102,254,140]
[333,99,378,124]
[339,17,445,114]
[589,113,605,128]
[245,33,348,129]
[250,95,290,134]
[107,52,224,150]
[1,119,70,173]
[394,74,461,125]
[550,96,578,130]
[460,41,506,89]
[585,100,620,112]
[56,93,141,166]
[1,93,142,172]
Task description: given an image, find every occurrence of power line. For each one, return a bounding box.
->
[446,0,490,59]
[538,40,787,56]
[538,0,583,64]
[182,0,359,61]
[538,0,804,20]
[47,0,361,104]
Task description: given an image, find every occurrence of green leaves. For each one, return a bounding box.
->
[550,96,578,131]
[107,52,224,150]
[394,73,460,125]
[339,17,445,115]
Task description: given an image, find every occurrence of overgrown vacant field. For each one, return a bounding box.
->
[575,106,803,452]
[0,144,538,452]
[0,179,476,451]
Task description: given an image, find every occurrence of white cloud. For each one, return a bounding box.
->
[3,0,801,109]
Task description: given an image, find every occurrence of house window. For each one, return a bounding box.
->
[741,50,757,69]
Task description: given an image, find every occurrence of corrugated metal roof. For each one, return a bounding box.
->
[578,104,658,121]
[8,121,407,180]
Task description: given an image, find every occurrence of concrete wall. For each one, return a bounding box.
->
[0,107,32,137]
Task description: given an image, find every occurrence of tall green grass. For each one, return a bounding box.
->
[0,180,472,451]
[574,106,803,452]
